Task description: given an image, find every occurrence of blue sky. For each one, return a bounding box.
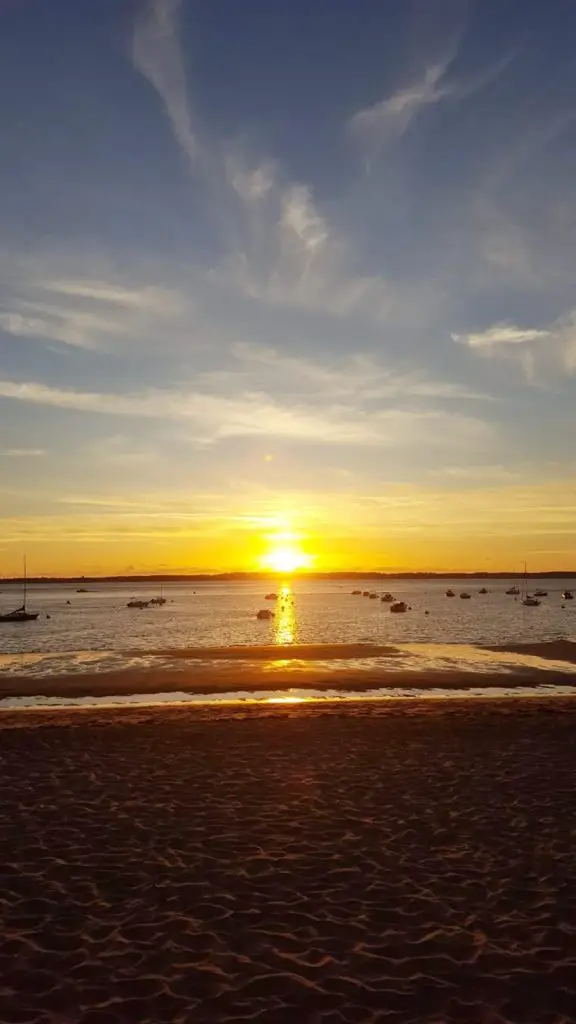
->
[1,0,576,574]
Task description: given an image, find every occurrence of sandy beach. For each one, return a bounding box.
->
[1,698,576,1023]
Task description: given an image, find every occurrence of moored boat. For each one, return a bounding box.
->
[390,601,408,613]
[521,563,540,607]
[0,557,39,623]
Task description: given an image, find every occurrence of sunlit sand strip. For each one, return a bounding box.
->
[3,641,576,679]
[2,682,576,711]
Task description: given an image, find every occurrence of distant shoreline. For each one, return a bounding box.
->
[3,570,576,585]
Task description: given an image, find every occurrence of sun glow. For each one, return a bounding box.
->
[260,531,313,574]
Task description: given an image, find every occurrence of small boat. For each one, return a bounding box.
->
[460,592,471,599]
[76,588,88,593]
[362,591,370,597]
[256,608,274,619]
[506,586,520,595]
[265,592,278,601]
[369,592,378,599]
[520,563,540,607]
[0,557,39,623]
[351,589,362,595]
[533,589,548,597]
[150,584,167,606]
[390,601,408,613]
[381,592,394,602]
[127,599,150,609]
[445,589,455,597]
[562,590,573,600]
[478,588,488,594]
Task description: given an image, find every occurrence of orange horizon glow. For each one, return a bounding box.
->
[4,480,576,577]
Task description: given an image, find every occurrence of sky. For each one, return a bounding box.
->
[2,0,576,576]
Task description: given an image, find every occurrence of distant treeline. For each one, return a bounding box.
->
[2,571,576,584]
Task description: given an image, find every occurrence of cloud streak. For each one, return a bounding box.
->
[349,46,514,153]
[132,0,199,168]
[452,323,550,349]
[131,2,414,325]
[0,275,188,351]
[229,342,493,402]
[349,60,455,147]
[453,312,576,377]
[0,377,490,450]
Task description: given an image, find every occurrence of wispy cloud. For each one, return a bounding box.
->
[453,311,576,377]
[0,448,45,458]
[349,60,455,147]
[44,280,180,310]
[132,0,199,168]
[0,377,491,450]
[349,46,514,153]
[0,275,188,351]
[229,342,493,402]
[130,2,415,325]
[452,323,550,349]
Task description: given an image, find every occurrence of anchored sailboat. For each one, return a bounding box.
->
[521,562,540,607]
[150,583,167,606]
[0,557,39,622]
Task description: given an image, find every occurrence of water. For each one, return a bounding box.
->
[1,579,576,710]
[0,578,575,659]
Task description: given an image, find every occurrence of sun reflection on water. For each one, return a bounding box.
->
[265,695,307,703]
[274,584,295,646]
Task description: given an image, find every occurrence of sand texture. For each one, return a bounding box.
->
[1,699,576,1023]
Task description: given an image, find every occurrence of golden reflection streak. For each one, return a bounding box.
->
[273,583,295,646]
[265,696,306,703]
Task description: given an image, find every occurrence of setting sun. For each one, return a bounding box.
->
[260,533,314,573]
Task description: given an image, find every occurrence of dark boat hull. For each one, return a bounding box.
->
[0,612,39,622]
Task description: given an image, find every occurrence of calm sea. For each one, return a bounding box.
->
[1,579,575,689]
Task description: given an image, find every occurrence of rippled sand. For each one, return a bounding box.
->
[1,698,576,1023]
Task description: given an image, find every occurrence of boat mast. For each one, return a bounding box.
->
[23,555,27,610]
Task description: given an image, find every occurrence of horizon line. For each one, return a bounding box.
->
[3,570,576,584]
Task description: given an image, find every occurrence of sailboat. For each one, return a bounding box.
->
[0,557,39,622]
[150,583,167,606]
[521,563,540,607]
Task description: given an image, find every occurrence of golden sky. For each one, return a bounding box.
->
[2,478,576,576]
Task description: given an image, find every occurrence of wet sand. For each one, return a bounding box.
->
[1,698,576,1023]
[3,642,576,700]
[487,639,576,664]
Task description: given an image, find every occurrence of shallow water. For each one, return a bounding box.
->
[1,577,575,656]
